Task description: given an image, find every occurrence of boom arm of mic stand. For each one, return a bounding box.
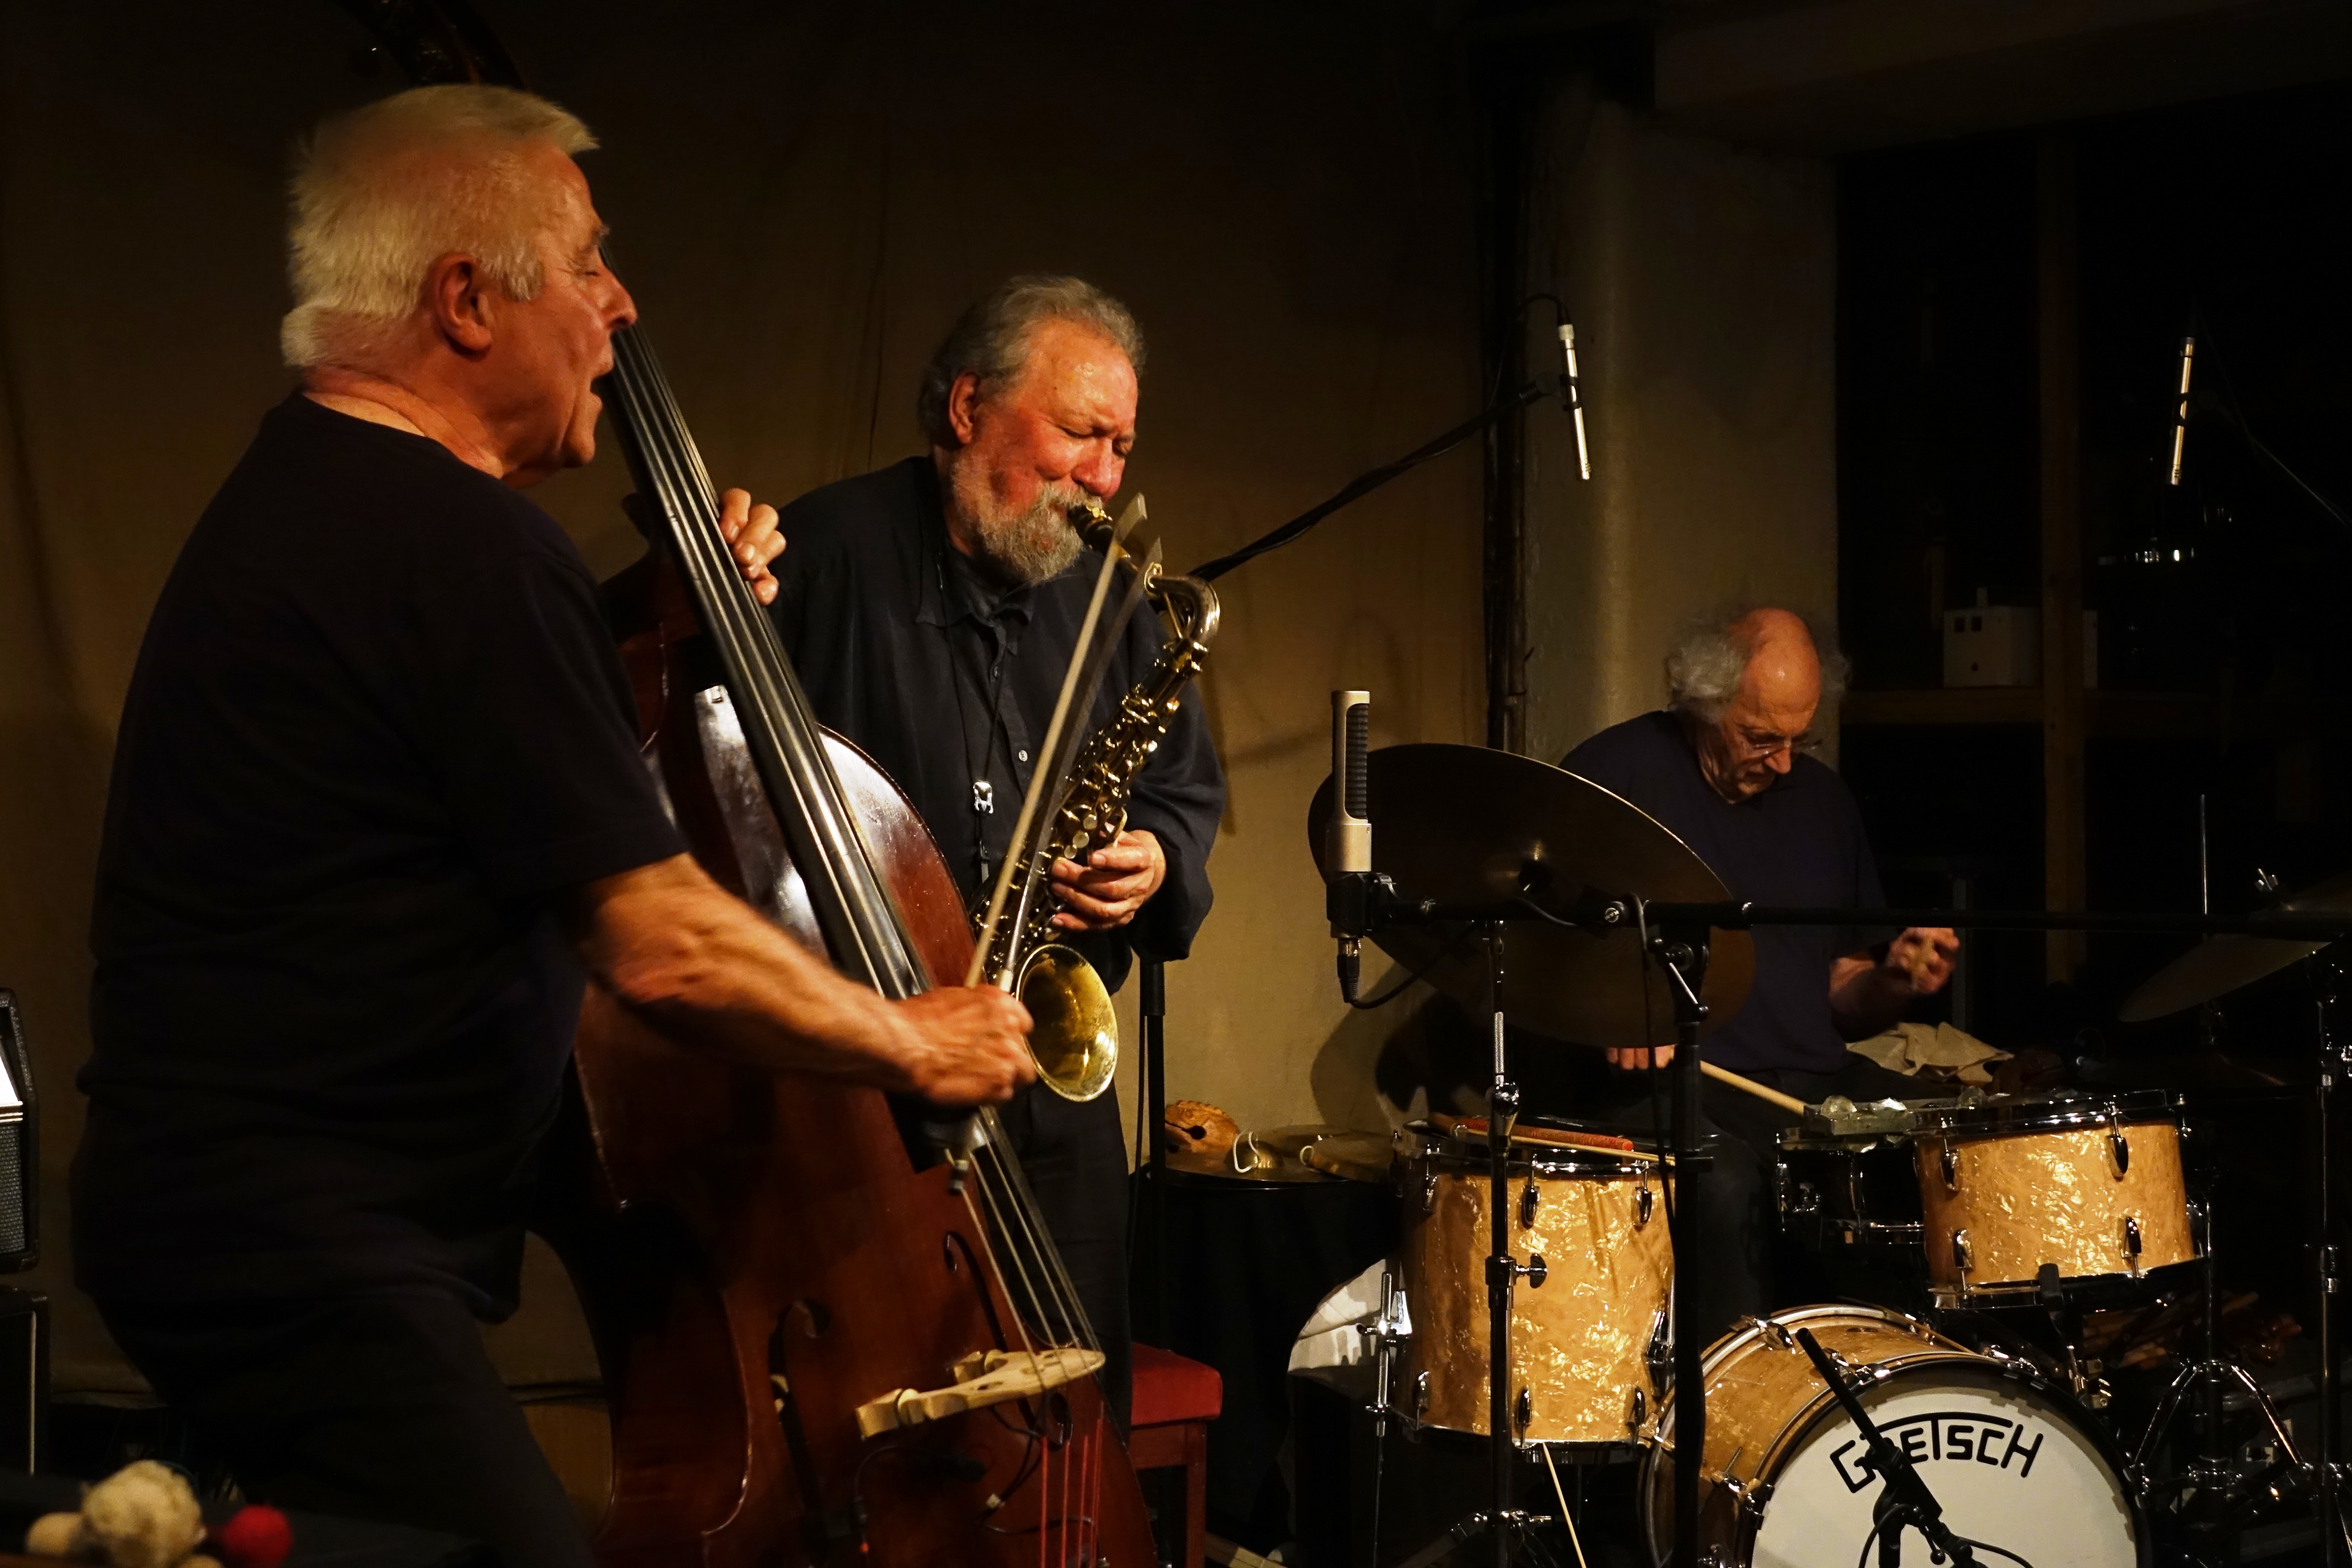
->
[1190,376,1562,583]
[1794,1328,1979,1568]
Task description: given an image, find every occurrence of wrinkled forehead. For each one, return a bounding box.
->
[1004,320,1137,423]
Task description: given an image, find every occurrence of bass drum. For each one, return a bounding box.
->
[1642,1306,2144,1568]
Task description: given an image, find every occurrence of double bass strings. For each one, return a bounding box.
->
[602,329,1115,1382]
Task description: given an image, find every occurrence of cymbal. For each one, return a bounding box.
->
[1305,744,1752,1050]
[2117,870,2352,1023]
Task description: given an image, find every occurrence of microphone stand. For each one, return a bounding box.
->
[1794,1328,1981,1568]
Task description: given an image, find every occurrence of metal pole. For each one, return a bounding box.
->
[1483,924,1517,1568]
[2320,972,2341,1566]
[1141,957,1168,1347]
[1658,931,1712,1568]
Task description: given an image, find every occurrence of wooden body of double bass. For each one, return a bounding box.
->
[545,559,1156,1566]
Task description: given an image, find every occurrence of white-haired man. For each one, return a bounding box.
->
[75,86,1032,1565]
[1556,606,1957,1337]
[766,277,1227,1423]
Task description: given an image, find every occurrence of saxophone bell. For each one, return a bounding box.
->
[1012,943,1121,1102]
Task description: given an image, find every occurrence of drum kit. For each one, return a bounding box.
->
[1305,730,2352,1568]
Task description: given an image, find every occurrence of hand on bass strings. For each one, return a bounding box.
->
[888,986,1038,1106]
[717,487,784,603]
[1605,1044,1675,1071]
[1048,828,1166,931]
[620,487,785,603]
[573,856,1035,1102]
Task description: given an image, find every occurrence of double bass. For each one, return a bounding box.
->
[338,6,1160,1562]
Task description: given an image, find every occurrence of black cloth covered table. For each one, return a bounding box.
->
[1132,1166,1394,1553]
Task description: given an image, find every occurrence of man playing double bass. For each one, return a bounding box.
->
[767,277,1227,1422]
[74,85,1032,1568]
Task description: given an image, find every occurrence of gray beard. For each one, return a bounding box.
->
[950,467,1088,588]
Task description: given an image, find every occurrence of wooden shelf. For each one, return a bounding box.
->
[1841,688,2227,740]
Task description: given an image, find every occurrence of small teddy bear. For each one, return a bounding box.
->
[24,1460,291,1568]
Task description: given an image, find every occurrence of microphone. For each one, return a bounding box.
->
[1327,690,1376,1003]
[2168,334,2196,487]
[1559,323,1592,481]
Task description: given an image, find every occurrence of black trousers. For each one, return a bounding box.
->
[1536,1052,1925,1348]
[96,1289,586,1568]
[996,1078,1133,1426]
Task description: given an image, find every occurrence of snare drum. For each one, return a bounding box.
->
[1643,1305,2144,1568]
[1912,1092,2197,1305]
[1396,1142,1670,1446]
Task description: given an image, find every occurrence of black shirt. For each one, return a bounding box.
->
[1562,710,1885,1074]
[769,457,1224,981]
[76,395,683,1315]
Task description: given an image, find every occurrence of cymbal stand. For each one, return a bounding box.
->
[1386,922,1559,1568]
[2130,1185,2305,1535]
[2316,958,2349,1563]
[1646,913,1714,1568]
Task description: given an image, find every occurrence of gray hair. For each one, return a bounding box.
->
[916,275,1145,445]
[1664,607,1850,723]
[281,84,597,369]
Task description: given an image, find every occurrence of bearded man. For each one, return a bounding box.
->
[76,86,1031,1567]
[769,277,1227,1421]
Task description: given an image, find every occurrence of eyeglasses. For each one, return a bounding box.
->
[1733,728,1824,761]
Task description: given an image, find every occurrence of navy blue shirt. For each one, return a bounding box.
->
[77,395,683,1314]
[768,457,1224,982]
[1562,711,1884,1074]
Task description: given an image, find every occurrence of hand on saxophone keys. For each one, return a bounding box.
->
[1047,828,1167,931]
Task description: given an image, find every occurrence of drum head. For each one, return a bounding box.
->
[1749,1362,2136,1567]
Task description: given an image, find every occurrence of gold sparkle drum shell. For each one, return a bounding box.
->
[1396,1144,1671,1446]
[1642,1305,2144,1568]
[1912,1093,2197,1305]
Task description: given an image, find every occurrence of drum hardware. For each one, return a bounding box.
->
[1641,1305,2138,1567]
[2124,1216,2144,1270]
[1363,1269,1414,1563]
[1792,1326,1994,1568]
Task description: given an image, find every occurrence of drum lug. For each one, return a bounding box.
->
[1939,1141,1960,1192]
[1646,1308,1672,1391]
[1414,1370,1430,1418]
[1420,1166,1439,1214]
[1514,1386,1533,1433]
[1952,1228,1973,1275]
[2123,1214,2143,1272]
[1519,1177,1539,1229]
[1627,1385,1646,1433]
[1518,1253,1548,1290]
[1636,1172,1655,1227]
[2107,1107,2131,1176]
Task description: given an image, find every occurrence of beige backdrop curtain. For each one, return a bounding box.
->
[0,0,1485,1390]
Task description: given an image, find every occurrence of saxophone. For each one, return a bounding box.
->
[976,506,1221,1101]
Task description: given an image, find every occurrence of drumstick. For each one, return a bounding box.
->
[1700,1061,1810,1115]
[1432,1113,1663,1163]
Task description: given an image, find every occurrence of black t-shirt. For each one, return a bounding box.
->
[1562,711,1885,1074]
[768,457,1225,983]
[75,395,683,1315]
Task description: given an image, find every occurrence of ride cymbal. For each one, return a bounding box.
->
[1305,743,1752,1050]
[2117,869,2352,1023]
